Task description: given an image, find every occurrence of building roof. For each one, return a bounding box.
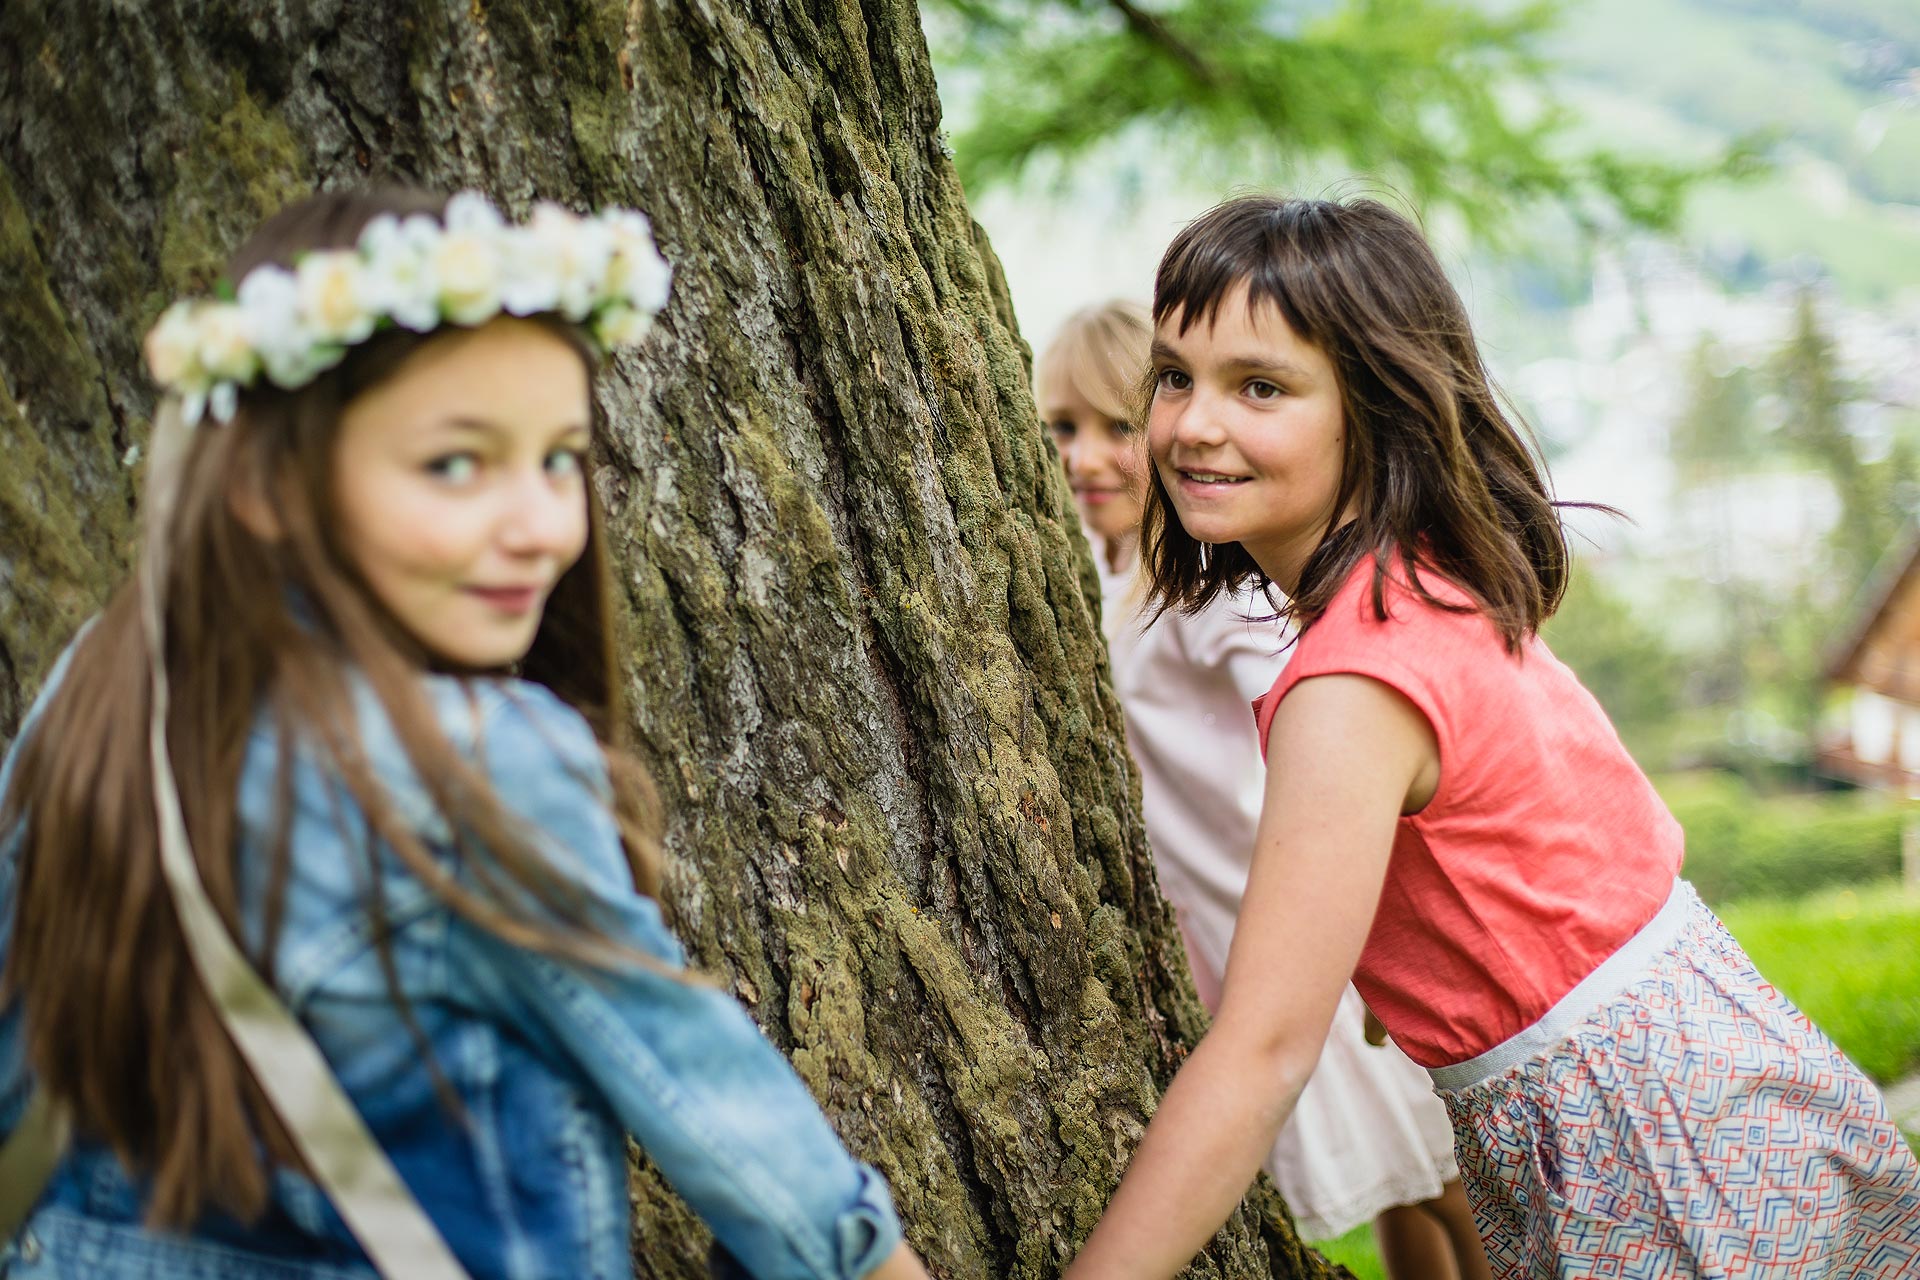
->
[1830,527,1920,701]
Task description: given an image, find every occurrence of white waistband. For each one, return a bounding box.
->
[1427,878,1693,1092]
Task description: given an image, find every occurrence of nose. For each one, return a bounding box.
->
[497,467,585,560]
[1166,387,1227,452]
[1064,433,1105,480]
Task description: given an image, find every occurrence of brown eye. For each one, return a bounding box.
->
[1156,368,1190,392]
[1048,420,1076,443]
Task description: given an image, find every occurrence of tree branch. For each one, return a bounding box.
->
[1105,0,1216,86]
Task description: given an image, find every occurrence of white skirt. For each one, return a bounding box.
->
[1267,984,1459,1241]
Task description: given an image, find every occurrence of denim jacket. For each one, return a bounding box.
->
[0,643,902,1279]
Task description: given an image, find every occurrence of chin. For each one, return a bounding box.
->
[424,631,539,673]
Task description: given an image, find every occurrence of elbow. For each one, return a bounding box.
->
[1200,1010,1320,1108]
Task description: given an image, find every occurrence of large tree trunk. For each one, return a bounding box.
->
[0,3,1348,1277]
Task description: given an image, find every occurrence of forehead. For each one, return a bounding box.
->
[1154,285,1326,375]
[347,318,591,437]
[1160,280,1296,340]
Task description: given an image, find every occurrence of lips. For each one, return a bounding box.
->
[1174,468,1251,495]
[463,585,543,614]
[1073,485,1127,506]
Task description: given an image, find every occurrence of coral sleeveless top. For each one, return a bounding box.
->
[1252,557,1683,1068]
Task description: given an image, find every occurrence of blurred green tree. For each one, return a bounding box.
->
[1771,289,1913,591]
[929,0,1762,233]
[1542,567,1685,767]
[1669,338,1758,482]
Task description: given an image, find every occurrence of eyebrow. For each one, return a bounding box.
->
[1149,340,1312,380]
[436,415,591,440]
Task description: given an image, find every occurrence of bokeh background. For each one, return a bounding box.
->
[925,1,1920,1268]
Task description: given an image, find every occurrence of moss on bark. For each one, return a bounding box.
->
[0,2,1350,1276]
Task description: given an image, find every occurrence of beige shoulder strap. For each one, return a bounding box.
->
[136,403,472,1277]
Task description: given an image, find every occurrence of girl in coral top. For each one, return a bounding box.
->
[1064,196,1920,1279]
[1041,301,1488,1279]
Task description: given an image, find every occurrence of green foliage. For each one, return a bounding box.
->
[1771,290,1915,589]
[1628,293,1920,763]
[928,0,1762,234]
[1494,0,1920,304]
[1669,339,1758,481]
[1719,881,1920,1082]
[1543,567,1684,767]
[1660,772,1910,906]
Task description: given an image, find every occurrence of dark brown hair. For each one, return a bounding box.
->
[2,186,663,1227]
[1141,195,1582,651]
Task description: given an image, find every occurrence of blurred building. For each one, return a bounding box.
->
[1822,534,1920,801]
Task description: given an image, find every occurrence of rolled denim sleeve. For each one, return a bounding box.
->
[448,683,903,1280]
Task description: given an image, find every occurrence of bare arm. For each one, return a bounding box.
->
[1065,674,1439,1279]
[867,1241,932,1280]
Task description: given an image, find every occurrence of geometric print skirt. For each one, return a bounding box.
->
[1430,879,1920,1279]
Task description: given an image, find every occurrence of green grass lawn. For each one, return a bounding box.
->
[1717,880,1920,1084]
[1303,880,1920,1277]
[1309,1223,1384,1279]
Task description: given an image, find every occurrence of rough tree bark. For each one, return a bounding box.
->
[0,3,1349,1277]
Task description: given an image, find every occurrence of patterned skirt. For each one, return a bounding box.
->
[1431,879,1920,1279]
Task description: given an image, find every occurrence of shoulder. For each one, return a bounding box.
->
[432,676,608,794]
[1255,557,1495,756]
[246,672,612,844]
[364,672,602,779]
[1310,555,1478,635]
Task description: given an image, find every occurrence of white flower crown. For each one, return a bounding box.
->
[144,191,672,426]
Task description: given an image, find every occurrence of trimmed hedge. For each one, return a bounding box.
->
[1658,772,1911,906]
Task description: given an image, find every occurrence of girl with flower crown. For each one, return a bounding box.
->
[0,187,929,1280]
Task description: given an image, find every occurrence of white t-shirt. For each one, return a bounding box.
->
[1095,542,1286,987]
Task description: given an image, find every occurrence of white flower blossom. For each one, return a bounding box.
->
[594,303,654,347]
[144,301,204,388]
[530,203,615,321]
[145,193,672,420]
[297,252,377,346]
[195,304,259,383]
[433,228,505,325]
[443,190,507,235]
[602,209,672,315]
[499,220,564,318]
[236,266,314,389]
[358,214,442,332]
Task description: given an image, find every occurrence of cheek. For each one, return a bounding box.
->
[561,499,590,566]
[1146,410,1174,461]
[341,475,488,586]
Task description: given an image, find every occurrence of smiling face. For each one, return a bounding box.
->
[330,317,593,670]
[1148,281,1348,593]
[1040,368,1146,554]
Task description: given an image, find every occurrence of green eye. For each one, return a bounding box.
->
[428,453,478,484]
[546,447,585,477]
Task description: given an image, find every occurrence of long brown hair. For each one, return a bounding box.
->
[1141,195,1583,652]
[1,187,663,1227]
